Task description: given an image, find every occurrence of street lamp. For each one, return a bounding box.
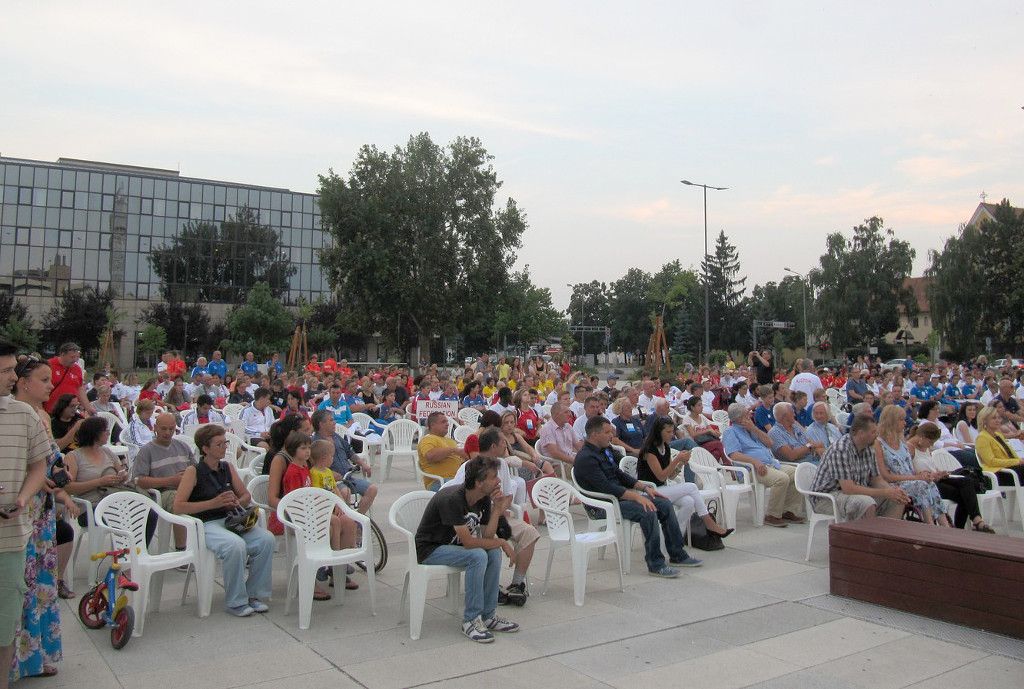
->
[567,282,583,360]
[784,267,808,358]
[680,180,728,361]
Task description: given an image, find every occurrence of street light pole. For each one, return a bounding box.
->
[681,180,728,362]
[784,267,808,359]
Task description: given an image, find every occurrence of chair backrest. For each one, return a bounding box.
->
[929,449,962,473]
[351,412,374,433]
[446,415,460,438]
[248,452,266,476]
[711,410,731,427]
[457,407,481,427]
[97,411,124,438]
[222,403,245,420]
[531,477,575,542]
[836,411,850,428]
[538,404,552,420]
[618,455,638,479]
[247,474,270,509]
[277,487,343,550]
[825,388,840,402]
[172,433,199,457]
[453,425,476,446]
[383,419,420,451]
[182,421,226,438]
[388,490,437,548]
[794,462,818,493]
[688,446,719,471]
[95,490,160,555]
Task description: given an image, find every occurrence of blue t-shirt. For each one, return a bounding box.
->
[961,383,977,397]
[207,359,228,379]
[909,384,938,401]
[611,416,644,449]
[439,393,460,402]
[266,359,283,375]
[462,394,486,408]
[318,397,352,424]
[189,365,208,379]
[753,405,775,432]
[796,405,814,427]
[240,360,259,376]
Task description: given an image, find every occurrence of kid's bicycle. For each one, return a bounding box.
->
[77,548,138,649]
[342,468,387,573]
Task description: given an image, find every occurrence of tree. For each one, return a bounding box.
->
[221,282,294,356]
[139,301,211,357]
[928,199,1023,356]
[748,276,809,350]
[149,206,295,303]
[701,230,749,351]
[566,281,611,357]
[492,267,565,351]
[809,217,916,352]
[40,286,117,353]
[0,292,29,326]
[608,268,654,354]
[671,307,696,362]
[138,324,167,368]
[0,316,39,353]
[318,133,526,358]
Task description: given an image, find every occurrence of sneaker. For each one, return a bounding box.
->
[462,616,495,643]
[497,588,510,606]
[648,566,681,578]
[316,567,330,582]
[56,579,75,599]
[504,581,528,607]
[781,511,806,524]
[763,515,789,528]
[483,615,520,633]
[670,556,703,567]
[226,604,255,617]
[248,598,269,613]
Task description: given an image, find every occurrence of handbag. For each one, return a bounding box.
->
[687,498,725,551]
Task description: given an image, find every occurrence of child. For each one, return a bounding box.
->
[309,439,359,593]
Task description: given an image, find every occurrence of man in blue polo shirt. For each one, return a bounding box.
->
[909,373,941,406]
[265,352,284,378]
[240,351,259,377]
[207,350,228,380]
[318,382,353,425]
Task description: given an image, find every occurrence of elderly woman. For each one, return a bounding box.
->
[679,396,729,463]
[174,425,275,617]
[610,397,645,457]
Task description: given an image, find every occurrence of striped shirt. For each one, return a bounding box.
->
[0,395,50,552]
[130,438,195,483]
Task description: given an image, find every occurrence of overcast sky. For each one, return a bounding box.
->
[3,2,1021,309]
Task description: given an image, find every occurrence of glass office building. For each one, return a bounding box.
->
[0,155,330,304]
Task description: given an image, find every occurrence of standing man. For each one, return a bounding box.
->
[789,359,823,412]
[240,352,259,377]
[207,350,228,380]
[0,341,50,688]
[45,342,94,415]
[749,350,774,387]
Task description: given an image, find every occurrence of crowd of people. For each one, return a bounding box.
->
[2,340,1024,673]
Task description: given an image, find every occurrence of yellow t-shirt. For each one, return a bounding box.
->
[417,433,463,489]
[309,467,337,492]
[507,380,517,391]
[483,385,497,398]
[497,363,511,380]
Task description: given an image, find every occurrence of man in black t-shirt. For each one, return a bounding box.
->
[749,350,774,386]
[414,456,520,643]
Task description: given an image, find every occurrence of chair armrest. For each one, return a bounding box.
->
[982,471,1000,490]
[574,492,616,519]
[996,468,1021,487]
[71,497,95,526]
[720,464,751,483]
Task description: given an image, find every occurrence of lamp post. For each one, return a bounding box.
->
[680,180,727,362]
[784,267,808,358]
[567,282,583,362]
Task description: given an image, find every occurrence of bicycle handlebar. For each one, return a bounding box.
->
[91,548,131,561]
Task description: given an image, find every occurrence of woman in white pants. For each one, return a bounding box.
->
[637,417,733,539]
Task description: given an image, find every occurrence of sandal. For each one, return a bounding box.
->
[57,579,75,599]
[974,522,996,534]
[345,577,359,590]
[32,666,58,677]
[313,590,332,601]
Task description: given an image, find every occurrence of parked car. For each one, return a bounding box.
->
[989,358,1024,371]
[880,358,911,371]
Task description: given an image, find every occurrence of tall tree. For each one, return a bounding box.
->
[0,293,36,352]
[149,206,295,303]
[809,217,916,352]
[140,301,211,357]
[40,286,117,353]
[221,282,294,356]
[0,292,29,326]
[566,281,611,357]
[138,324,167,368]
[748,276,810,350]
[701,230,748,351]
[318,133,525,357]
[608,268,654,354]
[492,268,565,351]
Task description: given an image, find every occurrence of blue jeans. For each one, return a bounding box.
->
[203,519,276,610]
[423,545,501,622]
[618,496,689,571]
[669,439,698,483]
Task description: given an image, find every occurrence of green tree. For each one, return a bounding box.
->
[221,282,294,356]
[567,281,611,357]
[149,206,295,303]
[0,292,29,326]
[139,301,211,356]
[748,276,809,350]
[809,217,916,352]
[671,307,696,361]
[318,133,526,358]
[701,230,749,351]
[138,324,168,368]
[40,286,117,353]
[0,316,39,353]
[492,268,565,351]
[608,268,654,354]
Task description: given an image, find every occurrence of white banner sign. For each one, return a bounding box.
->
[414,399,459,423]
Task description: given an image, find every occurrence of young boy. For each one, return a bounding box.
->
[309,439,358,592]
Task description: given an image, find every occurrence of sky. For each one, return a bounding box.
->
[3,1,1021,310]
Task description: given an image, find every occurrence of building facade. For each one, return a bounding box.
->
[0,155,332,368]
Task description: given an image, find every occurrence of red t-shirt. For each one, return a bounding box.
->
[45,357,84,413]
[516,409,540,440]
[322,359,337,373]
[305,361,322,373]
[268,463,311,535]
[463,434,480,455]
[167,358,186,377]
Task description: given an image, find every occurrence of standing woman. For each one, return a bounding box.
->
[8,360,78,681]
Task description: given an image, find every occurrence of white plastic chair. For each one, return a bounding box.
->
[711,410,731,428]
[689,447,758,529]
[794,462,839,561]
[457,407,481,428]
[69,497,109,585]
[453,425,476,447]
[380,419,420,481]
[222,403,245,419]
[93,491,210,636]
[532,477,623,606]
[570,467,640,574]
[445,416,460,438]
[388,491,462,640]
[836,411,851,430]
[277,487,376,630]
[927,449,1007,531]
[351,412,375,434]
[96,411,126,439]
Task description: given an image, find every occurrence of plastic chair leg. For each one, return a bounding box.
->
[541,547,556,595]
[132,569,152,637]
[571,544,587,607]
[398,572,410,625]
[407,572,430,640]
[297,564,315,630]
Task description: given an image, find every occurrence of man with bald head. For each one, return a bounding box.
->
[131,412,196,548]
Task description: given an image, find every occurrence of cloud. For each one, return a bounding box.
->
[895,156,983,183]
[814,156,836,166]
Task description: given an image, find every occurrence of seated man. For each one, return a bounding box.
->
[768,402,823,465]
[809,415,909,520]
[130,412,195,550]
[310,409,377,513]
[180,394,225,428]
[414,455,520,643]
[536,402,581,468]
[448,428,539,606]
[574,415,701,577]
[239,388,275,448]
[722,403,804,527]
[803,402,841,462]
[418,411,469,490]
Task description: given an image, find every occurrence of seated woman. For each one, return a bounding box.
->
[174,425,275,617]
[988,399,1024,455]
[975,405,1024,487]
[638,417,731,538]
[49,394,84,451]
[610,397,645,457]
[498,411,554,481]
[514,389,541,447]
[679,396,729,463]
[954,401,982,445]
[460,381,488,411]
[874,406,950,526]
[917,400,979,469]
[463,411,527,507]
[907,424,994,532]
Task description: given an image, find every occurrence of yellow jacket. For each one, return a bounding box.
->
[975,430,1022,471]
